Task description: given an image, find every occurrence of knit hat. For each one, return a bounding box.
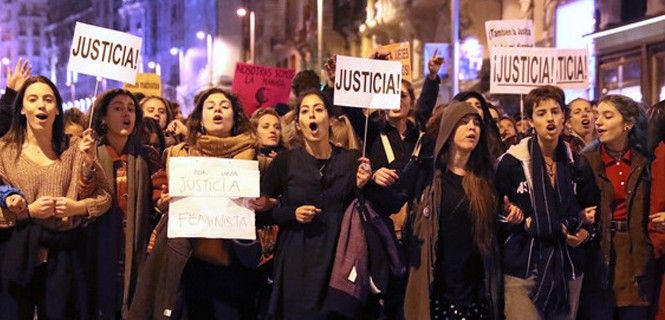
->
[434,101,479,161]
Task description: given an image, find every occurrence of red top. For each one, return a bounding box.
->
[601,144,631,221]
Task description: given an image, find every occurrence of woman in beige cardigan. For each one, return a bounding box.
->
[0,75,112,319]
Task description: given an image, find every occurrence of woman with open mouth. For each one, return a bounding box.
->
[0,75,112,318]
[565,98,597,154]
[372,100,502,320]
[497,85,594,320]
[577,95,654,319]
[261,89,372,319]
[129,88,267,320]
[84,88,168,319]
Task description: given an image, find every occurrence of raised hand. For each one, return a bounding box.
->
[428,48,445,80]
[6,58,31,91]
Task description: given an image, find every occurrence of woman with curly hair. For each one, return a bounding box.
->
[577,95,654,319]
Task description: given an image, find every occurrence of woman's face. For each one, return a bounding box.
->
[465,97,484,119]
[142,98,168,129]
[201,93,234,137]
[499,118,516,140]
[530,98,564,144]
[64,122,84,139]
[103,94,137,138]
[567,99,594,138]
[257,114,281,147]
[452,114,482,154]
[389,88,411,120]
[21,82,59,132]
[595,101,630,147]
[298,94,330,143]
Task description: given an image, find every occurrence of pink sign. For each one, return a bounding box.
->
[232,62,295,116]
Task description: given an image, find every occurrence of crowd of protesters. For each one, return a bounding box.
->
[0,48,664,320]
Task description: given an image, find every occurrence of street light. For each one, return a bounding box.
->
[237,7,255,63]
[1,57,9,66]
[196,31,206,40]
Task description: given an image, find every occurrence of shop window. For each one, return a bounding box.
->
[598,53,642,101]
[653,51,665,102]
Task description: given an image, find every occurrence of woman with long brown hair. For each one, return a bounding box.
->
[0,75,111,319]
[129,88,264,320]
[376,100,502,319]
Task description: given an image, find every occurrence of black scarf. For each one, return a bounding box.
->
[529,138,574,316]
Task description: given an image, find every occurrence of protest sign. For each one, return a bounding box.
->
[168,197,256,239]
[423,43,449,78]
[556,49,589,89]
[68,22,142,84]
[167,157,259,239]
[168,157,260,198]
[231,62,295,116]
[123,73,162,97]
[490,47,557,94]
[333,55,402,110]
[378,41,412,81]
[485,20,535,48]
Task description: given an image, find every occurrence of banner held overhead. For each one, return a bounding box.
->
[68,22,143,85]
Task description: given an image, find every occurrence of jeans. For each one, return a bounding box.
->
[504,274,583,320]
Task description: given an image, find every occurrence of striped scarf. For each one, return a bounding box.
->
[529,138,573,317]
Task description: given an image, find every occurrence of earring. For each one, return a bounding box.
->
[200,125,207,135]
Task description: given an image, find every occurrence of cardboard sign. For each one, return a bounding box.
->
[231,63,295,116]
[556,49,589,89]
[485,20,535,48]
[378,41,412,81]
[167,157,259,240]
[123,73,162,97]
[490,47,557,94]
[333,55,402,110]
[168,197,256,239]
[168,157,260,198]
[68,22,142,84]
[423,43,449,78]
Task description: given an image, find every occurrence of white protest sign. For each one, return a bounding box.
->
[556,49,589,89]
[490,47,557,94]
[334,55,402,110]
[68,22,142,84]
[485,20,535,48]
[168,157,260,198]
[168,197,256,240]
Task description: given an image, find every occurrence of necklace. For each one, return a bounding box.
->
[318,159,329,177]
[544,156,556,179]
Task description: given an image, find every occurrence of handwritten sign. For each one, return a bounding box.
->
[490,47,557,94]
[68,22,142,84]
[123,73,162,97]
[378,41,412,81]
[167,157,259,239]
[556,49,589,90]
[485,20,535,48]
[167,197,256,239]
[168,157,259,198]
[231,63,295,116]
[333,55,402,110]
